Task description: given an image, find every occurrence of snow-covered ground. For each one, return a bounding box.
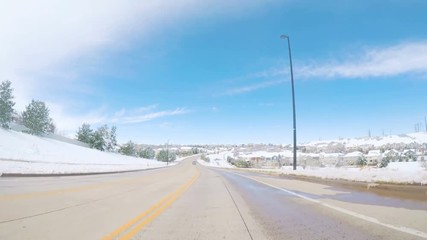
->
[277,162,427,185]
[2,128,426,184]
[206,151,427,185]
[306,132,427,148]
[223,132,427,185]
[197,151,234,168]
[0,129,171,175]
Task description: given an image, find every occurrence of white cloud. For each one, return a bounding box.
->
[48,103,188,136]
[1,0,276,132]
[47,103,108,136]
[219,41,427,96]
[111,107,188,124]
[224,79,286,95]
[299,41,427,79]
[1,0,277,84]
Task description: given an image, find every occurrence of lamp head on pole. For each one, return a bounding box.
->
[280,34,289,39]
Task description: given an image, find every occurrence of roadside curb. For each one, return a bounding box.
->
[0,156,197,178]
[0,163,183,178]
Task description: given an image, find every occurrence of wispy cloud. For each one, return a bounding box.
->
[112,107,188,124]
[112,104,159,120]
[218,41,427,96]
[1,0,275,133]
[48,103,188,136]
[221,67,287,85]
[1,0,278,93]
[224,79,286,96]
[299,41,427,79]
[48,103,109,136]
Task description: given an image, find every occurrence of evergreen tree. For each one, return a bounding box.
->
[191,147,199,154]
[76,123,93,144]
[76,124,118,151]
[22,100,52,135]
[378,156,390,168]
[138,147,155,159]
[47,119,56,134]
[119,140,136,156]
[169,151,176,161]
[98,125,110,150]
[106,125,117,152]
[91,127,107,151]
[356,156,367,166]
[156,150,168,162]
[156,149,176,162]
[0,80,15,128]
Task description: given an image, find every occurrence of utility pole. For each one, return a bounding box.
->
[281,34,297,170]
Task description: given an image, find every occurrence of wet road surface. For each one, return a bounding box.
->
[216,168,427,239]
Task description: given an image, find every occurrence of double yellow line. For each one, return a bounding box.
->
[102,170,200,240]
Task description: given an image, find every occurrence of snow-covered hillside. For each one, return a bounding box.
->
[305,132,427,148]
[0,129,170,175]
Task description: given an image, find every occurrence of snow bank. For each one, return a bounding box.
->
[197,151,234,168]
[277,163,427,185]
[0,129,170,174]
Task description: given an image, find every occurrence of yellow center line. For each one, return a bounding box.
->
[120,189,182,240]
[102,189,180,239]
[102,170,200,240]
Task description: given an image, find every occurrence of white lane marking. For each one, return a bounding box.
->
[233,173,427,239]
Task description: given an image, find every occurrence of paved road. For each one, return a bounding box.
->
[1,157,426,239]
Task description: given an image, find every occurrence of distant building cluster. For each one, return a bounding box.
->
[220,134,427,169]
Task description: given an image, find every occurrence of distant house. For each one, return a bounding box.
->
[383,149,400,162]
[418,154,426,162]
[319,153,343,166]
[343,151,364,165]
[402,149,417,162]
[366,150,382,165]
[299,154,322,167]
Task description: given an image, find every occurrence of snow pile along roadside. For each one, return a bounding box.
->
[197,151,234,168]
[279,162,427,185]
[0,129,170,175]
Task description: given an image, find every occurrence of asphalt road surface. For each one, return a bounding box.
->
[1,156,426,240]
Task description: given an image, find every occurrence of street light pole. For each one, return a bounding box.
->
[280,35,297,170]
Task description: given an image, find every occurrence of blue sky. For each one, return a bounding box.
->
[2,0,427,144]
